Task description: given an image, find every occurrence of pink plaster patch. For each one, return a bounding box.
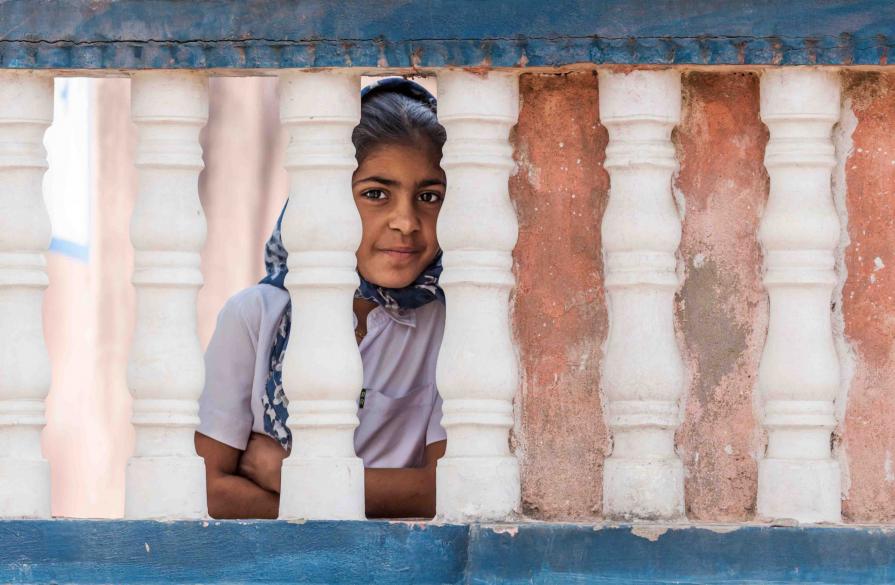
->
[673,72,768,521]
[841,72,895,522]
[510,71,610,520]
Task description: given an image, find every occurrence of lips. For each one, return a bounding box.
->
[378,247,422,262]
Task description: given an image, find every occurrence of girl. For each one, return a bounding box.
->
[194,78,448,519]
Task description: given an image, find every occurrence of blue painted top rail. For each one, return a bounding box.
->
[0,0,893,69]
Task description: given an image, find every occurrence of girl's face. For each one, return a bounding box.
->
[352,141,446,289]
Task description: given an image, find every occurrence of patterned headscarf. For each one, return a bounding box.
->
[259,78,445,450]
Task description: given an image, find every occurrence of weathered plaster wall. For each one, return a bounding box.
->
[841,72,895,522]
[673,72,768,521]
[510,71,772,521]
[510,69,895,523]
[510,71,610,519]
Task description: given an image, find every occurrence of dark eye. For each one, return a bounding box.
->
[362,189,387,200]
[418,191,442,203]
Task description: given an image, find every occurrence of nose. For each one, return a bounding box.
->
[388,195,421,236]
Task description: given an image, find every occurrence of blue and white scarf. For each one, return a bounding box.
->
[258,78,444,451]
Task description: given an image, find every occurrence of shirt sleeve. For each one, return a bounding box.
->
[196,291,260,451]
[425,390,447,445]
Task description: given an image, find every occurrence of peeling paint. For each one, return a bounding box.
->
[832,94,859,503]
[489,526,519,537]
[701,524,742,534]
[674,72,767,522]
[631,525,669,542]
[388,520,429,529]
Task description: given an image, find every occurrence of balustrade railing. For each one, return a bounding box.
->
[757,69,843,523]
[127,72,209,519]
[0,67,532,521]
[3,1,895,582]
[0,71,53,518]
[277,71,366,520]
[0,64,861,524]
[599,69,686,520]
[434,70,521,521]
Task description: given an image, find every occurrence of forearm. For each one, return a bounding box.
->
[195,431,281,519]
[364,466,436,519]
[207,472,279,519]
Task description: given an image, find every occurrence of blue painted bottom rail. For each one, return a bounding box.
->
[1,520,893,584]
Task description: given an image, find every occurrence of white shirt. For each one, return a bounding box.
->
[197,284,447,468]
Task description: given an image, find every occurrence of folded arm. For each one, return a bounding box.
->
[365,439,446,519]
[194,431,279,519]
[196,431,447,519]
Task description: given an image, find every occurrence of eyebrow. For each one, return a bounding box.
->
[352,175,445,188]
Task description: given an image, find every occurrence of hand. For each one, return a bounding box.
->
[237,432,288,494]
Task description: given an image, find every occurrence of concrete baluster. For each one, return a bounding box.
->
[598,70,685,520]
[126,72,208,518]
[0,72,53,517]
[277,72,366,520]
[434,70,521,522]
[757,69,842,523]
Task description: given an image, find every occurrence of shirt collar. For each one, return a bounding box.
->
[371,305,417,328]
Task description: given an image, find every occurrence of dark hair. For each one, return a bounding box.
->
[352,92,447,163]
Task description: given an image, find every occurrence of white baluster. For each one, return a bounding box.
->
[435,70,520,522]
[126,72,208,519]
[598,70,685,520]
[277,72,365,520]
[757,69,841,523]
[0,72,53,517]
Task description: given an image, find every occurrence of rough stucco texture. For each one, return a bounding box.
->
[673,72,768,521]
[510,72,610,520]
[841,72,895,522]
[510,70,895,523]
[510,71,773,521]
